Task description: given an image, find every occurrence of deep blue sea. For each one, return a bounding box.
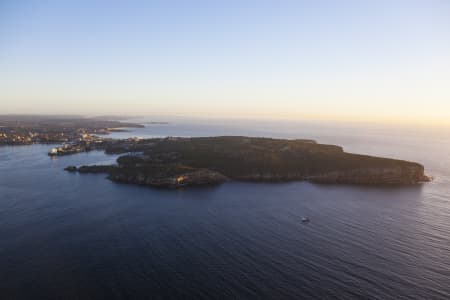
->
[1,118,449,299]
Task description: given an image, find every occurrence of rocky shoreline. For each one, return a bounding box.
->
[63,136,430,188]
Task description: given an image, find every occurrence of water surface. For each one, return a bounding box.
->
[1,119,449,299]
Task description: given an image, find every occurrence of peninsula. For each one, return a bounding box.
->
[64,136,430,187]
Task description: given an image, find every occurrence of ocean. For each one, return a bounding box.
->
[0,118,449,299]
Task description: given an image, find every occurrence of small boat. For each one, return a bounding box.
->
[301,217,310,223]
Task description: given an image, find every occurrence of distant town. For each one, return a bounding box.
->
[0,115,143,146]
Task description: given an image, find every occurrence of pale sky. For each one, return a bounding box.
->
[1,0,449,125]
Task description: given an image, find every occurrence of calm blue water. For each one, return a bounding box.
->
[1,118,449,299]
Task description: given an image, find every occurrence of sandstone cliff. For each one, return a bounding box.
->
[64,136,430,188]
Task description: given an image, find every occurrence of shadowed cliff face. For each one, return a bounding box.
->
[65,136,430,188]
[307,166,429,185]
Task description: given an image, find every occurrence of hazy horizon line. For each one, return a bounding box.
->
[2,112,450,131]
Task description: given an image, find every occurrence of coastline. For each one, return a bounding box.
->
[62,136,431,188]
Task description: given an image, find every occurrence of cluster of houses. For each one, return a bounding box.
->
[48,134,105,156]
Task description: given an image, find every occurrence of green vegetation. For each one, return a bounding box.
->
[67,136,430,188]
